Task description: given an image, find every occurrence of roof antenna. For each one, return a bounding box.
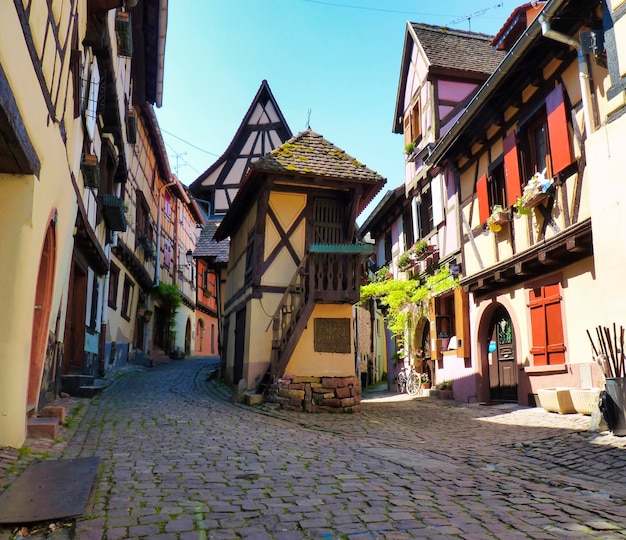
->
[306,108,312,130]
[448,2,503,31]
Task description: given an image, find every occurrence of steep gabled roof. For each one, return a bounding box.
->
[251,129,384,183]
[189,80,292,215]
[214,129,386,241]
[393,22,505,133]
[411,23,504,74]
[194,219,229,263]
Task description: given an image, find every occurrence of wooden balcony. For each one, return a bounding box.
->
[309,244,373,304]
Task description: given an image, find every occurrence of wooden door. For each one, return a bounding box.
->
[63,259,87,374]
[28,224,56,405]
[488,306,517,402]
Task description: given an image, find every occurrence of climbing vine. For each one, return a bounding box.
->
[360,266,459,339]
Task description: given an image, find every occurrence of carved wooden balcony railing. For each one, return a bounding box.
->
[268,244,373,383]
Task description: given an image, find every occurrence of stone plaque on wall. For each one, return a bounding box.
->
[314,318,351,353]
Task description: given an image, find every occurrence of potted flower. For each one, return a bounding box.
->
[420,373,431,389]
[520,170,553,209]
[398,252,412,270]
[405,141,416,156]
[513,196,531,216]
[487,205,507,232]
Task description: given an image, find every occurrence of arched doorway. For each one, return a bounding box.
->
[197,319,204,353]
[28,223,56,408]
[185,318,191,356]
[487,305,517,401]
[413,317,432,383]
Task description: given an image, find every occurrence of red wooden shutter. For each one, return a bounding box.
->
[546,84,572,175]
[544,283,566,364]
[528,286,547,365]
[527,283,565,366]
[503,131,522,206]
[476,174,489,224]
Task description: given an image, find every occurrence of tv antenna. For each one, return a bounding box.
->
[172,151,187,176]
[448,2,503,31]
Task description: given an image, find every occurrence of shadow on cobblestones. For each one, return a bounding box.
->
[2,358,626,540]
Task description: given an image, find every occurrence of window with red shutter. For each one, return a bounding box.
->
[476,174,489,223]
[527,282,566,366]
[503,131,522,206]
[546,84,572,175]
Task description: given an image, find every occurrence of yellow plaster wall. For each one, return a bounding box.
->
[0,4,79,446]
[285,304,355,377]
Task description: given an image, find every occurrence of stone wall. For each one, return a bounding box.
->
[266,375,361,413]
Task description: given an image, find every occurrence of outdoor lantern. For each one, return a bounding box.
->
[186,249,193,265]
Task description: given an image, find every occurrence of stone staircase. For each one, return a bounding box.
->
[60,374,104,398]
[26,405,65,440]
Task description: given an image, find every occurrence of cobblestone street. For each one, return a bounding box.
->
[2,358,626,539]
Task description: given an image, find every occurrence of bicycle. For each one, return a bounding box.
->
[395,366,422,396]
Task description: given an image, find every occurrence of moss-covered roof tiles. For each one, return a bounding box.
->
[251,128,384,184]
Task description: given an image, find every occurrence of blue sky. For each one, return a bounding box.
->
[154,1,521,220]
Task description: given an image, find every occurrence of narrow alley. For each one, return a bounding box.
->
[2,358,626,540]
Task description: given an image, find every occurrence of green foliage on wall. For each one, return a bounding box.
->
[360,266,459,340]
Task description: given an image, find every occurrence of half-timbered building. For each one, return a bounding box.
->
[189,80,292,218]
[357,23,504,398]
[426,0,607,405]
[214,129,385,412]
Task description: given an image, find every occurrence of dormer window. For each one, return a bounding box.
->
[404,99,422,147]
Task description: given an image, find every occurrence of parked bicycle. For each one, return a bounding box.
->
[395,366,422,396]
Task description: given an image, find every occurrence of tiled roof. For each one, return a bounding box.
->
[251,129,384,184]
[411,23,505,74]
[194,219,229,262]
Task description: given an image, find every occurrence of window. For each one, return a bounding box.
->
[135,190,152,240]
[519,108,550,181]
[384,231,392,265]
[418,186,433,237]
[411,100,421,143]
[164,193,172,221]
[163,238,172,268]
[508,84,571,196]
[402,207,414,251]
[403,99,422,146]
[527,281,565,366]
[108,263,119,308]
[477,84,573,222]
[121,275,134,320]
[488,160,506,211]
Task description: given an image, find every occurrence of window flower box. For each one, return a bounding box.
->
[487,205,508,232]
[81,154,100,190]
[520,170,553,210]
[125,109,137,144]
[116,12,133,58]
[100,194,128,232]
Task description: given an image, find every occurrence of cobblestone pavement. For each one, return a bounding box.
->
[2,357,626,539]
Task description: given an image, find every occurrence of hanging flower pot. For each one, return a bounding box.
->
[115,12,133,58]
[81,154,100,189]
[125,109,137,144]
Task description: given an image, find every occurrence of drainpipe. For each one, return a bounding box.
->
[154,179,176,287]
[540,14,596,136]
